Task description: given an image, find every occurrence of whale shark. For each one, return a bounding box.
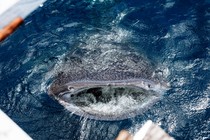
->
[48,29,169,120]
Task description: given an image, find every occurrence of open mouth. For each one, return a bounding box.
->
[49,79,167,120]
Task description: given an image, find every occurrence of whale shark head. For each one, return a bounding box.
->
[48,29,169,120]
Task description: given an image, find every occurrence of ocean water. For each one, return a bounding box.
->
[0,0,209,139]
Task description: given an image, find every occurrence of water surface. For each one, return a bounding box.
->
[0,0,209,139]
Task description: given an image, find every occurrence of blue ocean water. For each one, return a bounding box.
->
[0,0,209,139]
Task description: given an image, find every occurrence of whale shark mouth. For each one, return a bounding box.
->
[49,79,167,120]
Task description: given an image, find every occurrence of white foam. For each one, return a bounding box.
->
[162,33,171,39]
[64,22,82,28]
[84,95,138,114]
[164,0,175,9]
[112,8,135,25]
[90,0,113,5]
[80,118,89,140]
[207,83,210,90]
[186,94,209,112]
[15,83,22,92]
